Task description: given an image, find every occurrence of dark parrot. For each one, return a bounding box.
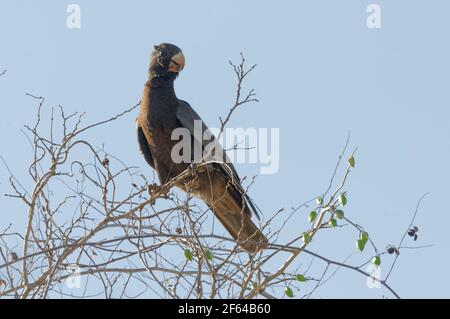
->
[136,43,268,253]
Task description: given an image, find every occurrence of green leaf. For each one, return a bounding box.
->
[205,250,213,261]
[335,209,345,219]
[316,196,324,206]
[295,274,306,282]
[285,287,294,298]
[372,256,381,267]
[308,211,317,223]
[340,194,347,206]
[356,239,366,252]
[302,232,311,244]
[184,249,193,261]
[329,218,337,228]
[348,156,355,168]
[356,232,369,252]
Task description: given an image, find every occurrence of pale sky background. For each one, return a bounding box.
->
[1,0,450,298]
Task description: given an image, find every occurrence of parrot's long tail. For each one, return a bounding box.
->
[209,196,269,253]
[179,165,269,253]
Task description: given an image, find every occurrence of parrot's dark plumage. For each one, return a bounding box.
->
[136,43,268,253]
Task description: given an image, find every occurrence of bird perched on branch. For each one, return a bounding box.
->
[136,43,268,253]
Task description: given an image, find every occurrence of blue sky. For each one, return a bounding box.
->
[1,0,450,298]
